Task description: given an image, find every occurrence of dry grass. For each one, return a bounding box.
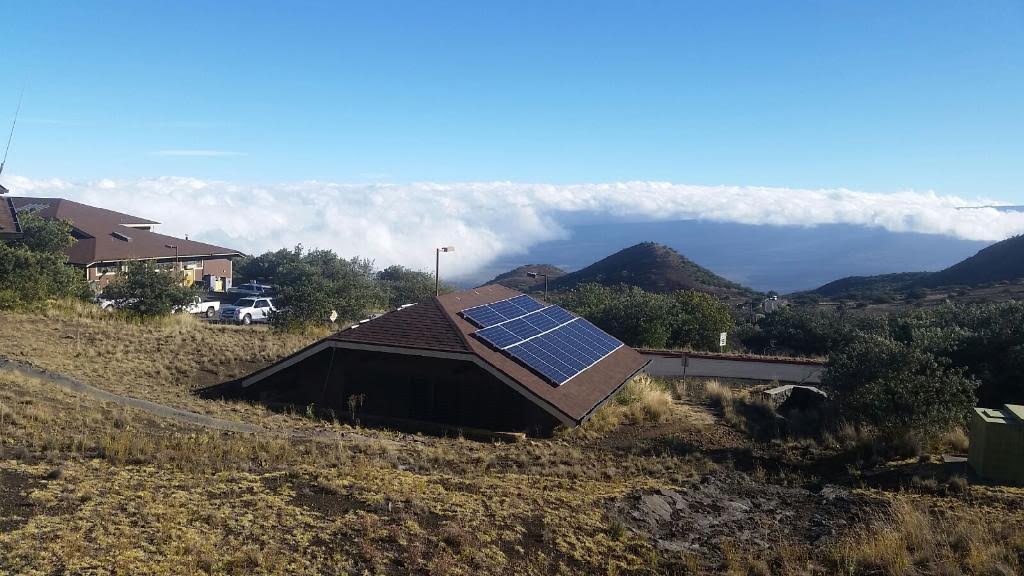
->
[576,373,674,436]
[2,307,1023,575]
[831,498,1024,576]
[0,302,324,428]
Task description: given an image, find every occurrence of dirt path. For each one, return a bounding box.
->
[1,356,263,433]
[0,355,394,445]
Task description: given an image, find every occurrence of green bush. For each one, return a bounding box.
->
[269,247,384,329]
[0,214,91,310]
[557,283,734,350]
[102,261,197,317]
[824,334,978,434]
[377,265,453,309]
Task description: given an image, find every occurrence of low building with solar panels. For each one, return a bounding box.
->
[209,285,650,435]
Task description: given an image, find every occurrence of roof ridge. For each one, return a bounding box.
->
[432,295,476,352]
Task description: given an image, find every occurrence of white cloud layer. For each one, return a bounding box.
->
[4,175,1023,277]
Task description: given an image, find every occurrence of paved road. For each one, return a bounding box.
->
[642,353,823,384]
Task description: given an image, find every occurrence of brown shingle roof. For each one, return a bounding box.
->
[10,197,240,265]
[322,285,648,424]
[331,299,471,353]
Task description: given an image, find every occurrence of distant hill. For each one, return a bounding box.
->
[482,264,566,292]
[462,220,990,293]
[806,272,931,299]
[549,242,756,298]
[803,234,1024,299]
[922,234,1024,288]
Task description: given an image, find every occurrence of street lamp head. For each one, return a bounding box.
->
[526,272,538,278]
[438,246,455,253]
[164,244,177,249]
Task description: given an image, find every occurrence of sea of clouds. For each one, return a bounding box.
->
[5,175,1023,277]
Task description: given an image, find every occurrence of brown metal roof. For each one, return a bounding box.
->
[9,197,240,265]
[321,284,648,424]
[0,197,20,239]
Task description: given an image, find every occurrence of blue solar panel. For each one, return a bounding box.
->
[461,294,548,327]
[475,325,521,349]
[463,296,623,386]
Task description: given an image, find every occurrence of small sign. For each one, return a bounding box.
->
[719,332,727,348]
[681,354,689,368]
[329,310,338,323]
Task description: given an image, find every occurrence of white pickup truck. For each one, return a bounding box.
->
[173,297,221,318]
[219,297,277,325]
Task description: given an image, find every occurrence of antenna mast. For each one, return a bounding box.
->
[0,85,25,179]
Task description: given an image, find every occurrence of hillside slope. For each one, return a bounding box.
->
[550,242,755,297]
[922,234,1024,288]
[805,272,931,299]
[481,264,566,292]
[803,234,1024,298]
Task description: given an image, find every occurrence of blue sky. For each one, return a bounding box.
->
[2,1,1021,200]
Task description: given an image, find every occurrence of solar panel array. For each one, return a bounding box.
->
[461,294,546,327]
[461,295,623,386]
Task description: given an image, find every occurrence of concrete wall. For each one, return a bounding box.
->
[643,353,823,383]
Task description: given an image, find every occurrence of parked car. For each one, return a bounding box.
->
[219,297,277,325]
[227,282,275,297]
[95,296,137,312]
[172,296,221,318]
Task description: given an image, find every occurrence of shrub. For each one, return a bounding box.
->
[0,240,91,310]
[102,261,197,317]
[824,334,978,435]
[559,283,735,350]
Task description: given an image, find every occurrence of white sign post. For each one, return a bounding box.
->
[719,332,727,349]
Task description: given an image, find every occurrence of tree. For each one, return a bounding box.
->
[270,247,385,329]
[377,265,451,309]
[233,246,303,284]
[557,283,614,320]
[0,214,91,309]
[824,334,978,434]
[13,213,76,255]
[667,290,734,350]
[102,261,197,317]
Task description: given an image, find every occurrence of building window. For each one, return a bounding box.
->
[96,262,121,276]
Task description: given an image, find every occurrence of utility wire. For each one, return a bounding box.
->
[0,84,25,177]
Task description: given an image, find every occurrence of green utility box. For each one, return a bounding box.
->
[969,404,1024,485]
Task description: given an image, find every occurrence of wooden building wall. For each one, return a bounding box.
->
[244,347,559,435]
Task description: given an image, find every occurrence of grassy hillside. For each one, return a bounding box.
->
[550,242,755,297]
[0,306,1022,574]
[923,234,1024,288]
[481,264,566,292]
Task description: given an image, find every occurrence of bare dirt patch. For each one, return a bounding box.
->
[612,472,882,559]
[0,469,39,532]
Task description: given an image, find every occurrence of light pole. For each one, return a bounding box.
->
[435,246,455,296]
[164,244,179,268]
[527,271,548,299]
